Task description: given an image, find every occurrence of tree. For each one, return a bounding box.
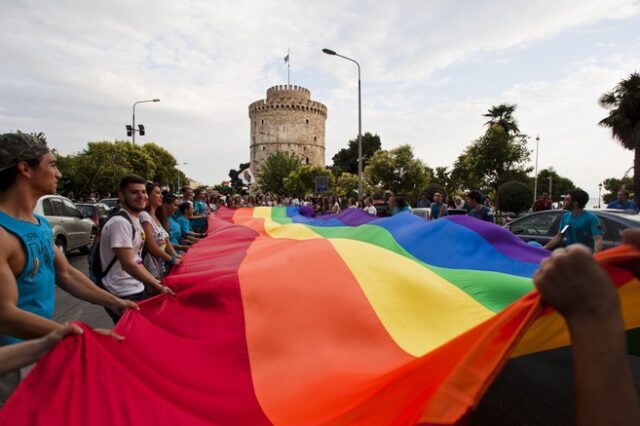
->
[258,151,301,195]
[142,143,180,188]
[331,132,382,175]
[451,125,531,197]
[483,104,520,135]
[529,168,575,203]
[229,162,250,192]
[365,145,431,199]
[334,172,361,197]
[52,140,189,196]
[599,72,640,205]
[283,165,334,197]
[498,181,532,214]
[602,176,634,204]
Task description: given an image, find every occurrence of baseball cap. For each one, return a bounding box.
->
[0,132,50,172]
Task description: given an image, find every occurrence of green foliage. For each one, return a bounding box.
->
[599,72,640,204]
[424,182,447,201]
[528,168,575,202]
[497,181,532,214]
[258,151,301,195]
[229,162,250,191]
[334,172,362,197]
[365,145,431,198]
[284,165,334,197]
[602,176,634,204]
[331,132,382,175]
[451,123,531,196]
[142,143,179,187]
[54,140,184,196]
[483,104,520,135]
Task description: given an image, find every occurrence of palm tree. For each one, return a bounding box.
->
[483,104,520,135]
[599,72,640,205]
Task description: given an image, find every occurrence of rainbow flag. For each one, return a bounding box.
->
[2,207,639,425]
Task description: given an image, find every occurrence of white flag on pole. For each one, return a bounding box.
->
[239,168,256,185]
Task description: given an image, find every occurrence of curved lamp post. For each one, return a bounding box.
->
[322,48,362,200]
[132,99,160,144]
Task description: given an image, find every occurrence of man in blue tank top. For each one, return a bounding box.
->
[0,132,139,403]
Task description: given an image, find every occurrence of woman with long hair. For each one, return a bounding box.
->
[158,192,191,253]
[140,183,181,280]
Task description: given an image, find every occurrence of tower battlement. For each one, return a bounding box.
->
[249,85,327,176]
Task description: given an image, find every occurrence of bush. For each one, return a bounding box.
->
[497,181,532,214]
[424,183,446,201]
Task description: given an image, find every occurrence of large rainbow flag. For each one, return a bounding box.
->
[2,207,639,425]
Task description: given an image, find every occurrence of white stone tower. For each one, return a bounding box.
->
[249,84,327,175]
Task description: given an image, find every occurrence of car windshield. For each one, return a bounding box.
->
[76,205,94,216]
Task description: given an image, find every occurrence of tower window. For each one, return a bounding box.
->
[314,136,317,142]
[305,157,309,164]
[262,146,266,151]
[305,119,309,124]
[261,119,264,125]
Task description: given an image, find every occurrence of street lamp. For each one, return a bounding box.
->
[322,48,363,200]
[598,183,603,208]
[533,135,540,205]
[130,99,160,144]
[177,162,188,192]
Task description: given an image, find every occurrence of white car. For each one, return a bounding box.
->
[34,195,97,254]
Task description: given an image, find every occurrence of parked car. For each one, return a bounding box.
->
[412,207,431,220]
[75,202,110,230]
[34,195,97,254]
[99,198,119,209]
[504,209,640,250]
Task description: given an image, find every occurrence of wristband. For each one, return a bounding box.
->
[170,255,176,265]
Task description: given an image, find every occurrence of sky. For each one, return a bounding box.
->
[1,0,639,200]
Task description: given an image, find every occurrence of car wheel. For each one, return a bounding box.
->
[80,228,97,255]
[55,236,67,255]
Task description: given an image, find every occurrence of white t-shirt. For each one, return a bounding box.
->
[364,205,377,215]
[100,211,145,297]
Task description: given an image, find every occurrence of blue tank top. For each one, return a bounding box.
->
[0,211,56,345]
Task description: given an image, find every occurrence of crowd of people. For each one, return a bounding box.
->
[1,132,639,424]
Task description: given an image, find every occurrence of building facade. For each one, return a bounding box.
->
[249,85,327,175]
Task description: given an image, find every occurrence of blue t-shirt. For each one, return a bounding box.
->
[168,215,182,245]
[607,200,638,212]
[177,215,191,236]
[559,211,603,250]
[0,212,56,345]
[468,206,494,222]
[430,202,447,220]
[191,200,207,229]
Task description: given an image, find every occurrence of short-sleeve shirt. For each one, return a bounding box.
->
[559,211,603,251]
[607,200,638,212]
[468,206,494,222]
[168,215,182,245]
[99,211,145,297]
[139,211,169,249]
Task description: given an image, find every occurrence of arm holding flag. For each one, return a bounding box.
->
[534,232,640,426]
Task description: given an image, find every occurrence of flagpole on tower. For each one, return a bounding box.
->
[287,48,290,84]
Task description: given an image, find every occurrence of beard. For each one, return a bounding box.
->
[123,197,146,213]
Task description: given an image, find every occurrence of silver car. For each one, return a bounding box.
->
[34,195,97,254]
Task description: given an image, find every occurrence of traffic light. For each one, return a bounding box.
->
[126,125,133,136]
[138,125,145,136]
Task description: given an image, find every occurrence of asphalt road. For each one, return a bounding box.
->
[54,252,640,425]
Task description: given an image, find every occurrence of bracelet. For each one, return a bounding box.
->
[169,255,176,265]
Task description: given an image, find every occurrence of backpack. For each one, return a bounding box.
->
[88,210,135,287]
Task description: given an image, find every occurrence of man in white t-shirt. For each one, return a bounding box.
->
[100,175,174,322]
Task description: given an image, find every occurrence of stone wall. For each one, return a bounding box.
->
[249,85,327,175]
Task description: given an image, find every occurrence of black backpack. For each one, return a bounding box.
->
[88,210,135,287]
